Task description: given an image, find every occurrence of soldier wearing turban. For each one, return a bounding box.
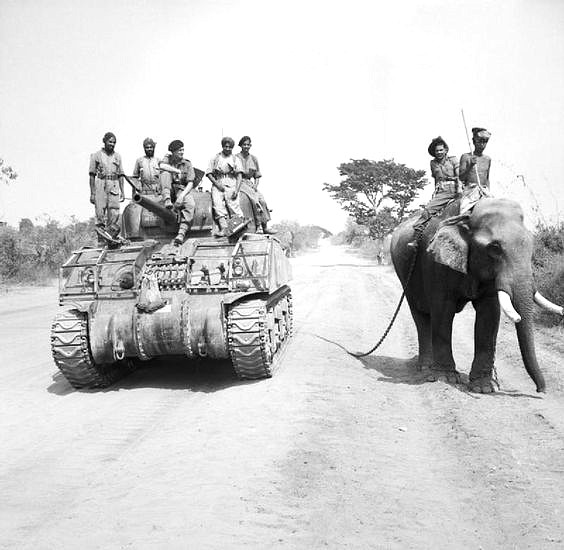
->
[132,137,162,196]
[459,127,491,190]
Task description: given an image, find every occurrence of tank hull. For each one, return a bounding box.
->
[51,230,293,388]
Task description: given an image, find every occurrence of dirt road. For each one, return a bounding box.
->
[1,242,564,549]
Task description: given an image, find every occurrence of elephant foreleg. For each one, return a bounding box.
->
[469,294,500,393]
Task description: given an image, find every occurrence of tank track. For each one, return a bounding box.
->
[227,287,293,380]
[51,310,133,389]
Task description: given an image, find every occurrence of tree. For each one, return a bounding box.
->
[0,158,18,186]
[323,158,427,239]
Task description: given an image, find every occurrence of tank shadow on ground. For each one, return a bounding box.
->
[47,357,259,395]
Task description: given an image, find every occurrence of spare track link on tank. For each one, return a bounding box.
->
[51,309,133,389]
[227,288,293,380]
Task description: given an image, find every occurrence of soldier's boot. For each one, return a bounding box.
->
[215,217,227,238]
[173,222,190,247]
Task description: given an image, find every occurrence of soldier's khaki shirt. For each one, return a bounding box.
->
[133,155,161,194]
[89,149,123,179]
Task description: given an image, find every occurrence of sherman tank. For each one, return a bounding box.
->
[50,188,293,389]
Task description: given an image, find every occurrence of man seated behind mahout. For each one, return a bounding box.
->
[407,136,460,248]
[159,139,196,246]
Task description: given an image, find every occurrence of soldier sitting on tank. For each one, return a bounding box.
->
[132,137,163,198]
[159,140,196,246]
[206,137,245,237]
[235,136,276,234]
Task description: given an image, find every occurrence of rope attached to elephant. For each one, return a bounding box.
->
[348,240,420,358]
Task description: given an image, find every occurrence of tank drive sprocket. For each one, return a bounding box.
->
[51,309,133,389]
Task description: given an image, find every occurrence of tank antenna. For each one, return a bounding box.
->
[461,108,481,187]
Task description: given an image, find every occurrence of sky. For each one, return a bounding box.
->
[1,0,563,233]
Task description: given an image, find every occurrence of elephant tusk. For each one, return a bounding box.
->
[498,291,522,323]
[534,291,564,316]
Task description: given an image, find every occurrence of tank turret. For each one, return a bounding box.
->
[122,189,214,241]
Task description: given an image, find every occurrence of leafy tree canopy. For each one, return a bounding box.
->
[323,158,427,239]
[0,158,17,186]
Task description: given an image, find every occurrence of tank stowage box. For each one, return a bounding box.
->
[51,191,293,388]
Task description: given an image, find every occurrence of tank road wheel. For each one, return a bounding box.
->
[50,310,131,389]
[227,288,293,380]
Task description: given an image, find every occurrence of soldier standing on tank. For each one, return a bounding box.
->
[132,137,164,200]
[89,132,125,242]
[159,140,196,246]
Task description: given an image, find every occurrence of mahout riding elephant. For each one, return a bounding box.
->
[390,197,563,393]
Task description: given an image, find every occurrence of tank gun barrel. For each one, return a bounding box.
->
[133,193,178,225]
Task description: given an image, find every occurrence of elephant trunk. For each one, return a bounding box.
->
[502,280,546,393]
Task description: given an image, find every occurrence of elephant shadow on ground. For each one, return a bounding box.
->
[313,333,470,394]
[359,354,467,392]
[359,355,541,399]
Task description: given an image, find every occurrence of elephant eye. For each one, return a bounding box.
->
[487,241,503,257]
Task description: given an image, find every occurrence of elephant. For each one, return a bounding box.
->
[390,197,563,393]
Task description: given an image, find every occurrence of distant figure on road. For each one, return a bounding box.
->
[235,136,276,234]
[89,132,125,243]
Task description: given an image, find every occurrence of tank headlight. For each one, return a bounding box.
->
[81,268,95,287]
[118,271,135,289]
[232,258,244,277]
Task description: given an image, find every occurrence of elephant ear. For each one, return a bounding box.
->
[427,224,468,273]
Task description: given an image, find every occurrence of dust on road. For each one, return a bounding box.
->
[1,243,563,549]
